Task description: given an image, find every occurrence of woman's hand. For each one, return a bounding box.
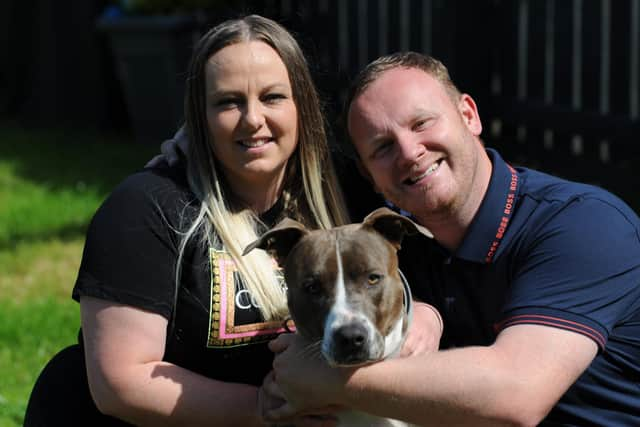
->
[400,301,443,357]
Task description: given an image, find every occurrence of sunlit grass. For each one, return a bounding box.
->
[0,122,157,426]
[0,297,79,426]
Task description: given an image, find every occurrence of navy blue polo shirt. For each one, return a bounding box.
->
[398,148,640,426]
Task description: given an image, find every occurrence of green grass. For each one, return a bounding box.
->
[0,126,157,249]
[0,297,79,426]
[0,122,158,426]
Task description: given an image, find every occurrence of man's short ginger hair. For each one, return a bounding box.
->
[340,52,462,158]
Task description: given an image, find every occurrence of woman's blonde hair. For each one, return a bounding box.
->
[178,15,349,321]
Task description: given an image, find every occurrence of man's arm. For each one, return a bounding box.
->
[265,324,597,426]
[400,301,444,356]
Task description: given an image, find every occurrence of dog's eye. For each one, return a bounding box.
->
[367,274,382,286]
[303,278,321,295]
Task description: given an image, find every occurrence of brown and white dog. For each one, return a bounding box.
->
[244,207,432,427]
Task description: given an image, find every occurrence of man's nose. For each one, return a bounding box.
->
[396,134,425,167]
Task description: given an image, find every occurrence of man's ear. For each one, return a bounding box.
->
[242,218,309,267]
[362,207,433,250]
[355,158,382,193]
[458,93,482,136]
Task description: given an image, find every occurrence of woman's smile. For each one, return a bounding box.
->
[205,40,299,206]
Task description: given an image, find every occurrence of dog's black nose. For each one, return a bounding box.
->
[334,324,368,351]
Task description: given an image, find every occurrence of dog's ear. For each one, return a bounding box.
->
[242,218,309,267]
[362,207,433,250]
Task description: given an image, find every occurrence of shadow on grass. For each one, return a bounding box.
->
[0,122,162,247]
[0,123,159,194]
[0,223,90,251]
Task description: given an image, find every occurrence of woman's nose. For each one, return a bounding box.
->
[241,100,265,130]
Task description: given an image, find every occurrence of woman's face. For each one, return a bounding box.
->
[204,40,298,208]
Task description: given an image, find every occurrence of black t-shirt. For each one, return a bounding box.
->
[73,163,289,386]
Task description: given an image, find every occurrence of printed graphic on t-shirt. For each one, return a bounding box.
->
[207,249,289,348]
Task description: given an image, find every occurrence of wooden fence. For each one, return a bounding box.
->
[3,0,636,213]
[223,0,639,213]
[482,0,640,207]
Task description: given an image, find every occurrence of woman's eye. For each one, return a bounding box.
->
[367,274,382,286]
[215,98,241,108]
[263,93,286,103]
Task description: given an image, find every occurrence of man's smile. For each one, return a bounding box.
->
[404,159,443,185]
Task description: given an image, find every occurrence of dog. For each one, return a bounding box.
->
[244,207,432,427]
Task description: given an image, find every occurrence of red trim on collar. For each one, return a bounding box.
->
[484,165,519,263]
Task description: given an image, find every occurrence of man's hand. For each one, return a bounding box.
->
[260,334,349,424]
[400,301,443,357]
[257,370,286,421]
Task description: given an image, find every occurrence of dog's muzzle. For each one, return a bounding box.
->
[323,271,413,366]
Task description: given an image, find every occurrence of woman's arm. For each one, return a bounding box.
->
[81,296,264,427]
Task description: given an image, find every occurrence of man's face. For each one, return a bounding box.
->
[347,67,484,223]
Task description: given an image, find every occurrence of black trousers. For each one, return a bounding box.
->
[24,344,131,426]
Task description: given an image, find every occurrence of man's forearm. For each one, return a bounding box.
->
[344,346,539,426]
[342,325,597,427]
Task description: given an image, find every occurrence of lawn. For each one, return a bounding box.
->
[0,123,158,427]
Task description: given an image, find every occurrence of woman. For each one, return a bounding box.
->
[25,15,349,426]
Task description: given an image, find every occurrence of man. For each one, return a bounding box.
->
[262,52,640,426]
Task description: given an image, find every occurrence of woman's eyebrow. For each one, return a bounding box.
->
[207,89,242,98]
